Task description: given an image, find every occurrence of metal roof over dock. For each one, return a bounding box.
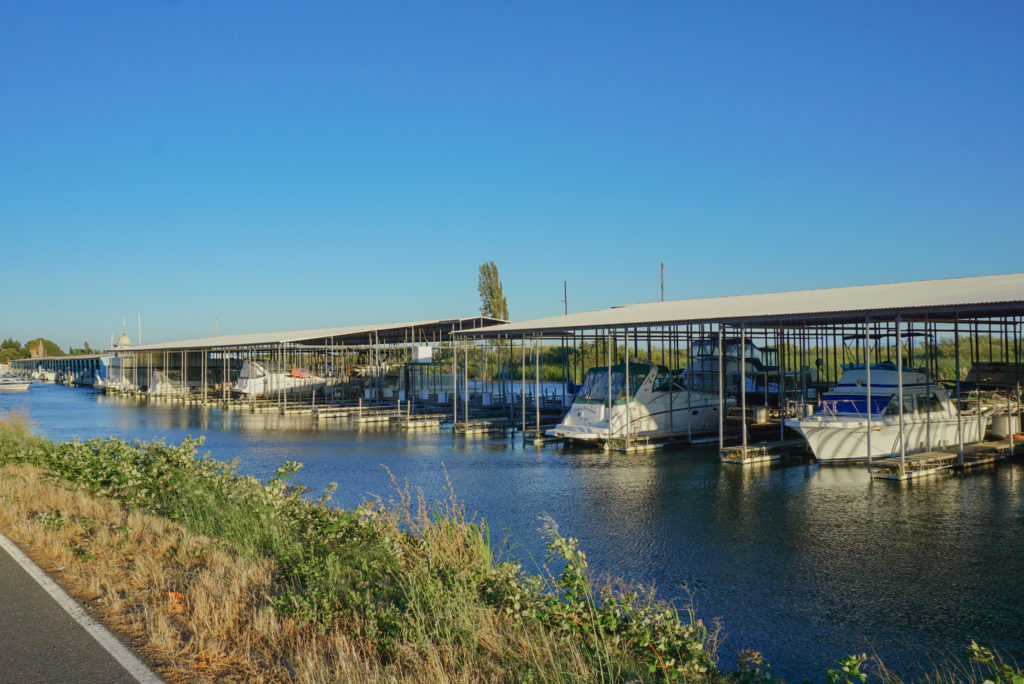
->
[127,316,504,351]
[462,273,1024,336]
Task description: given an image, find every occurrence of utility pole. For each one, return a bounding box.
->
[660,261,664,302]
[563,280,568,315]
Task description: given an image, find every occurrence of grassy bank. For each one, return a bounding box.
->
[0,411,1019,683]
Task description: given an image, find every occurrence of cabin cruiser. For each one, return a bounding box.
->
[30,367,56,383]
[147,370,190,397]
[785,362,992,463]
[233,360,327,399]
[687,337,816,403]
[548,361,732,445]
[0,375,32,391]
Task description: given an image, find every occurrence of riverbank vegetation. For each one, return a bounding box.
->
[0,411,1019,682]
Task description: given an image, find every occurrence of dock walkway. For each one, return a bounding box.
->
[720,439,807,465]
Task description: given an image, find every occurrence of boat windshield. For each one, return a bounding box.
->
[689,340,778,369]
[724,341,778,369]
[238,362,266,380]
[690,340,716,358]
[817,394,892,416]
[653,370,687,392]
[576,369,645,402]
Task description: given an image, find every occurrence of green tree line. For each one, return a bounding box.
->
[0,338,98,364]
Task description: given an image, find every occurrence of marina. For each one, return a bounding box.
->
[5,1,1022,678]
[1,381,1021,679]
[4,269,1024,679]
[9,273,1024,479]
[5,272,1024,675]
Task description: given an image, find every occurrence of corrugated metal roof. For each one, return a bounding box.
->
[462,273,1024,336]
[127,316,504,351]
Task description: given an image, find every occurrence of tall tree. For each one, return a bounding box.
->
[477,261,509,320]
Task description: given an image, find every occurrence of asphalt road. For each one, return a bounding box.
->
[0,536,160,683]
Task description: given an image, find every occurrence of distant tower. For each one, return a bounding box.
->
[114,317,132,349]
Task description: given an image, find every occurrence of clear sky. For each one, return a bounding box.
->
[2,1,1022,350]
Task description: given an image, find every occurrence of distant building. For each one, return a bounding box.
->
[29,340,46,358]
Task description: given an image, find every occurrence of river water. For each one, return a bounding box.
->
[3,384,1022,679]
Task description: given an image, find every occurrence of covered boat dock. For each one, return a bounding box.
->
[14,317,505,420]
[457,272,1024,479]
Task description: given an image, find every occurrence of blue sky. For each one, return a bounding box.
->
[2,1,1022,350]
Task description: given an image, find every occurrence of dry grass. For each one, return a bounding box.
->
[0,463,605,683]
[0,463,385,682]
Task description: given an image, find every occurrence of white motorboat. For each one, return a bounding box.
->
[548,361,732,445]
[0,376,32,391]
[30,367,56,383]
[102,355,138,393]
[233,360,327,399]
[784,362,992,463]
[147,370,189,397]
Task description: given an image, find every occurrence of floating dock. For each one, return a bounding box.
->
[454,418,512,436]
[720,439,807,465]
[870,439,1020,481]
[521,427,561,446]
[395,414,448,430]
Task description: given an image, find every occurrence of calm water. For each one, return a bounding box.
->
[3,384,1022,679]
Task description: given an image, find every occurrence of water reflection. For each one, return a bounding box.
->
[2,384,1022,680]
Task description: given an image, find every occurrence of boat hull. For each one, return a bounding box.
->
[549,392,728,444]
[786,414,989,463]
[233,375,327,399]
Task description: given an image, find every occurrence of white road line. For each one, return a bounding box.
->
[0,531,163,684]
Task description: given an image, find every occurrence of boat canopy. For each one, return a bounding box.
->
[574,363,656,404]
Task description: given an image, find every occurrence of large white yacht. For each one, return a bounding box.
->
[548,361,731,445]
[785,362,991,463]
[233,360,327,399]
[147,370,190,398]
